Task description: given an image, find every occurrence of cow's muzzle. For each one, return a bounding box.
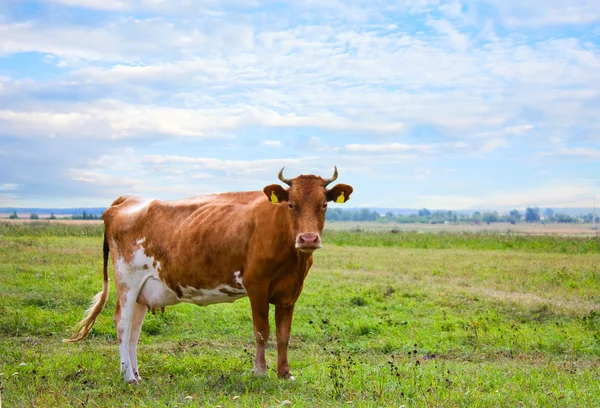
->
[295,232,322,253]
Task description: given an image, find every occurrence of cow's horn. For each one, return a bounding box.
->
[323,166,338,186]
[278,167,292,186]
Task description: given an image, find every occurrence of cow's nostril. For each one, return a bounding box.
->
[299,233,319,245]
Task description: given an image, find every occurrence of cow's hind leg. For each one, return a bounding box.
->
[114,292,140,384]
[129,303,147,382]
[126,275,177,382]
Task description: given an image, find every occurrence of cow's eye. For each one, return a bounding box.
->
[288,203,295,210]
[322,202,328,209]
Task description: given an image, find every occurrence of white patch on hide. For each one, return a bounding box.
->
[234,270,244,288]
[131,246,161,272]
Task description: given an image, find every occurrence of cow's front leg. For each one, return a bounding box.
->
[248,293,270,376]
[275,304,295,380]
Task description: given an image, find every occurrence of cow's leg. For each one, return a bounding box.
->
[275,304,295,380]
[248,294,270,376]
[129,302,147,382]
[114,292,139,384]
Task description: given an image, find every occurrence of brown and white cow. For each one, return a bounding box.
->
[64,167,353,383]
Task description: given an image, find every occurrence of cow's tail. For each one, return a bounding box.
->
[63,233,110,343]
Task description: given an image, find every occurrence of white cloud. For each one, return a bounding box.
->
[483,0,600,26]
[0,193,19,206]
[0,104,236,138]
[480,138,508,153]
[0,19,254,62]
[346,143,433,153]
[504,124,534,135]
[70,170,139,187]
[537,147,600,160]
[420,180,599,210]
[40,0,261,12]
[141,155,310,175]
[262,140,283,147]
[41,0,128,10]
[438,2,463,19]
[0,99,406,139]
[0,183,18,191]
[427,18,470,50]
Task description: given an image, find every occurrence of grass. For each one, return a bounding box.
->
[325,230,600,253]
[1,223,600,406]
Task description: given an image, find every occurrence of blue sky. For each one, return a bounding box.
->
[1,0,599,210]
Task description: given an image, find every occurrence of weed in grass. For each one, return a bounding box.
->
[470,320,480,349]
[383,286,395,298]
[327,345,357,399]
[349,296,367,307]
[582,309,600,329]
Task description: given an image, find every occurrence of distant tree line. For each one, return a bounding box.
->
[326,208,380,222]
[71,210,102,220]
[326,207,599,224]
[18,211,102,220]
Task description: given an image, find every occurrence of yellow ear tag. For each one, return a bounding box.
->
[270,191,279,203]
[336,192,345,203]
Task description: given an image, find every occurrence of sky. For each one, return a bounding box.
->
[0,0,599,210]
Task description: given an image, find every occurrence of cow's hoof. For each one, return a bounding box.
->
[278,371,295,381]
[124,374,140,384]
[252,364,269,377]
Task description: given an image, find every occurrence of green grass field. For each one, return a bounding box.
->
[1,222,600,407]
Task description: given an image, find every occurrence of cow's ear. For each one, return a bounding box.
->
[326,184,354,203]
[263,184,289,203]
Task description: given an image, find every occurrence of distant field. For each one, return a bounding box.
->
[0,218,104,225]
[1,224,600,407]
[326,221,599,235]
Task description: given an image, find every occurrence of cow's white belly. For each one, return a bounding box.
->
[178,269,247,306]
[137,275,248,309]
[178,285,248,306]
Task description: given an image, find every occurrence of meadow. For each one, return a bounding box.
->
[1,222,600,407]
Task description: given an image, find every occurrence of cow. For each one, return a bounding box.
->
[64,167,354,383]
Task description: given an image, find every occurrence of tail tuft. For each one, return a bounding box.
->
[63,287,108,342]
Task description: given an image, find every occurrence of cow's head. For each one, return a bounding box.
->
[263,166,353,253]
